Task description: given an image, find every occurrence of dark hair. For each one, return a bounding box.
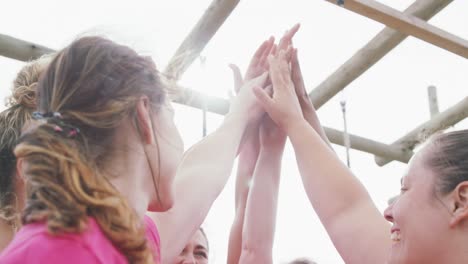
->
[426,130,468,195]
[289,258,317,264]
[17,36,167,263]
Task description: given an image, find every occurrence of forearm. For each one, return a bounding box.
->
[240,147,283,263]
[228,144,259,264]
[155,112,248,263]
[287,120,389,263]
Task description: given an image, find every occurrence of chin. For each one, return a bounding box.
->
[387,249,406,264]
[148,194,174,212]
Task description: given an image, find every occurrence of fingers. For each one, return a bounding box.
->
[248,71,269,88]
[291,49,307,97]
[229,64,243,94]
[259,39,276,69]
[268,50,293,92]
[252,38,270,61]
[277,23,301,53]
[253,86,274,112]
[284,45,294,63]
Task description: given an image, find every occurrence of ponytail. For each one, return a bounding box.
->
[16,120,154,263]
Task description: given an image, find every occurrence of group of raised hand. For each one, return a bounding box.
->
[2,21,464,264]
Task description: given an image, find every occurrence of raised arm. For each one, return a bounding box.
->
[152,71,269,263]
[290,49,331,149]
[227,122,259,264]
[227,37,274,264]
[227,27,299,264]
[253,50,390,264]
[238,116,286,264]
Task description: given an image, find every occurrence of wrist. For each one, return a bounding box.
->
[284,117,309,134]
[285,118,309,140]
[260,142,286,157]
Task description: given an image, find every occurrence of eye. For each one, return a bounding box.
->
[400,187,408,194]
[195,251,208,259]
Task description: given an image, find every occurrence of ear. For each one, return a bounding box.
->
[449,182,468,228]
[15,158,26,187]
[135,96,155,145]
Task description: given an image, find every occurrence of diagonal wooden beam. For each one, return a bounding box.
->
[375,96,468,166]
[309,0,453,109]
[0,34,54,61]
[163,0,240,81]
[324,126,413,163]
[326,0,468,58]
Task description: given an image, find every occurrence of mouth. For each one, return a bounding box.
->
[390,227,401,243]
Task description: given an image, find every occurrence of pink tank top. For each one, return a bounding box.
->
[0,215,161,263]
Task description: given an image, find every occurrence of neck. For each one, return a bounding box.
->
[0,218,14,252]
[444,231,468,264]
[105,121,153,220]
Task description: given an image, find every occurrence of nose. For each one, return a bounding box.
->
[384,201,394,223]
[181,255,196,264]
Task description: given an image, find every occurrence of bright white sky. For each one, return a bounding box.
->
[1,1,467,263]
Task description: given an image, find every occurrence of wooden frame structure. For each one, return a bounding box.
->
[1,0,467,166]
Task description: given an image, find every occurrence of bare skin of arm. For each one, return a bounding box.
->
[227,25,299,264]
[253,50,390,264]
[151,71,269,264]
[238,116,286,264]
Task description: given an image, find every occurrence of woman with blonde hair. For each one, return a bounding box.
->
[0,56,52,251]
[0,36,269,263]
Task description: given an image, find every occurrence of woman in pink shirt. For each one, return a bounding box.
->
[0,56,51,251]
[0,36,268,263]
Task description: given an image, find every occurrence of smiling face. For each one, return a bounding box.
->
[173,229,209,264]
[384,147,453,264]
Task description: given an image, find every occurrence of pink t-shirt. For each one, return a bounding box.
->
[0,215,161,264]
[144,214,161,263]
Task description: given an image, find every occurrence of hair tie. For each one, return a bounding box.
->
[32,111,80,138]
[32,111,62,120]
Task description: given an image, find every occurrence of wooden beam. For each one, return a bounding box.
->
[0,34,54,61]
[0,34,414,163]
[324,126,413,163]
[172,88,231,115]
[309,0,453,109]
[375,96,468,166]
[326,0,468,58]
[163,0,240,81]
[173,87,412,162]
[427,85,439,117]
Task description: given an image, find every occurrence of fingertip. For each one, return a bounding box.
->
[293,23,301,31]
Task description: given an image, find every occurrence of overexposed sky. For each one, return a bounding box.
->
[1,1,467,263]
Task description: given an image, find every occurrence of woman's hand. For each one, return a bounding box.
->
[291,49,332,148]
[253,50,304,132]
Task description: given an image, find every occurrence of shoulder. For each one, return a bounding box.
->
[0,219,127,264]
[0,229,100,263]
[144,215,161,260]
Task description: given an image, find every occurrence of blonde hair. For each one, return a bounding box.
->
[0,55,52,230]
[18,36,166,263]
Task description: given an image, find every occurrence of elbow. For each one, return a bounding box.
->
[239,243,273,264]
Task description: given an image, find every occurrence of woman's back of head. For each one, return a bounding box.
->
[16,36,168,263]
[0,56,51,230]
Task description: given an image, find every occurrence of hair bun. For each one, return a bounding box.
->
[8,84,37,109]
